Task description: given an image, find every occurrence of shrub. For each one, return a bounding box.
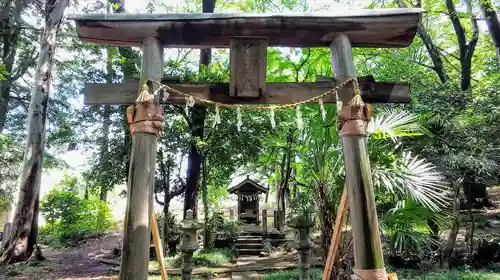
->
[39,175,115,246]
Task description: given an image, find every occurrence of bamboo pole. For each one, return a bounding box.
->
[322,186,349,280]
[152,213,168,280]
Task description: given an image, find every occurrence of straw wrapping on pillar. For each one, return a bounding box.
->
[338,80,372,137]
[351,268,388,280]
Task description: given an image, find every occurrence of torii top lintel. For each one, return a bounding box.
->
[69,8,424,48]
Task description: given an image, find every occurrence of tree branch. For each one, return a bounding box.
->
[155,192,165,206]
[173,104,192,128]
[395,0,448,83]
[446,0,467,60]
[166,183,187,202]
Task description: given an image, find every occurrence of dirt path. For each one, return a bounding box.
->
[0,232,122,280]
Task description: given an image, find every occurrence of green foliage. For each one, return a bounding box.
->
[381,198,446,258]
[0,134,24,210]
[167,248,235,268]
[39,175,115,246]
[0,63,8,80]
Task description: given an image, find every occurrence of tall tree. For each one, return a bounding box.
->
[99,2,114,202]
[446,0,479,93]
[0,0,37,132]
[394,0,448,83]
[440,0,479,266]
[182,0,215,219]
[479,0,500,56]
[200,0,215,247]
[1,0,69,264]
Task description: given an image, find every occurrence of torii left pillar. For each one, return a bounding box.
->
[120,36,163,280]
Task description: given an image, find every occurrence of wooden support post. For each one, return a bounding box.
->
[322,186,349,280]
[273,210,278,231]
[330,35,387,279]
[119,36,163,280]
[262,209,268,234]
[152,213,168,280]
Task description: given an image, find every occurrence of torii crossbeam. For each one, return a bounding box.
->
[70,8,423,280]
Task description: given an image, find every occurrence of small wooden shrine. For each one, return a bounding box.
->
[228,176,268,225]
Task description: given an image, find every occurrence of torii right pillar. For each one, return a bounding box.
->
[330,34,387,280]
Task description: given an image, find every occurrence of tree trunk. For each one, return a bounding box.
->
[183,0,214,220]
[479,0,500,56]
[99,50,113,202]
[1,0,68,264]
[27,192,41,259]
[277,129,293,232]
[183,117,205,219]
[0,1,21,133]
[202,155,209,248]
[445,0,479,93]
[99,105,111,201]
[162,201,170,255]
[318,182,334,261]
[442,184,460,268]
[98,2,115,203]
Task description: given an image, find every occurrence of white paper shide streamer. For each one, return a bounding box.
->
[185,96,195,115]
[236,106,243,131]
[269,107,276,129]
[319,99,326,121]
[212,104,221,128]
[296,105,304,130]
[161,87,170,102]
[239,194,259,201]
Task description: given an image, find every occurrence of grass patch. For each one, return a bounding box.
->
[259,269,500,280]
[0,261,60,278]
[148,276,202,280]
[398,270,500,280]
[165,248,236,268]
[260,269,323,280]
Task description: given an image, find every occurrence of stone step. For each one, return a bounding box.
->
[237,230,263,236]
[235,243,263,250]
[236,235,262,241]
[235,241,263,246]
[236,248,262,256]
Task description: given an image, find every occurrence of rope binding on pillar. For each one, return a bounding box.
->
[126,83,166,137]
[338,77,372,137]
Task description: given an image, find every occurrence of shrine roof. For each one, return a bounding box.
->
[228,177,268,194]
[69,8,424,48]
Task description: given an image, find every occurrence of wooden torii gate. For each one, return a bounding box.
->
[70,8,423,280]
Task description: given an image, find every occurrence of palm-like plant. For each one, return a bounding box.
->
[290,106,451,260]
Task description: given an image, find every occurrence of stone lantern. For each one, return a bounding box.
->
[287,214,314,280]
[178,209,202,280]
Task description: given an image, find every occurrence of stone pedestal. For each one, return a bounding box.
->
[262,209,268,233]
[179,210,202,280]
[229,209,235,221]
[288,215,314,280]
